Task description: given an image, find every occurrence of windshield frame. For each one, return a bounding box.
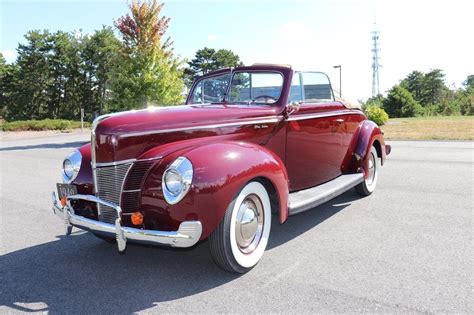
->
[187,68,286,106]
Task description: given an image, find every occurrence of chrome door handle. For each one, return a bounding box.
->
[335,119,344,124]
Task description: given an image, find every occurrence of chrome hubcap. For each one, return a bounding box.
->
[235,194,264,254]
[367,152,376,185]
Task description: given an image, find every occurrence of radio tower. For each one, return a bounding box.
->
[371,22,381,97]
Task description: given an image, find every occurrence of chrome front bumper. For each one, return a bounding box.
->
[51,192,202,252]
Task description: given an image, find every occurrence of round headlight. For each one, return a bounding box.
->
[63,159,74,179]
[62,150,82,183]
[164,169,183,196]
[162,157,193,205]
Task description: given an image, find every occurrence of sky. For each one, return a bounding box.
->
[1,0,473,102]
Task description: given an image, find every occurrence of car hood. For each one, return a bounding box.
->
[93,104,280,163]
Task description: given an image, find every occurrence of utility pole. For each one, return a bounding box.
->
[371,22,381,97]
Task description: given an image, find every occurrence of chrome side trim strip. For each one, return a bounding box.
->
[286,110,362,122]
[120,117,281,138]
[51,192,202,250]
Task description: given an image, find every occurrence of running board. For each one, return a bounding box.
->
[288,173,364,215]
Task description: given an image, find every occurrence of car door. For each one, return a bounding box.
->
[285,72,346,191]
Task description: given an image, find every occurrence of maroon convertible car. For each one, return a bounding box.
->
[52,64,391,273]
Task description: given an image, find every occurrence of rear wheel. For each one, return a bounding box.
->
[209,181,271,273]
[355,146,379,196]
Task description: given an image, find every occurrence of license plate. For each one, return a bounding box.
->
[57,183,78,199]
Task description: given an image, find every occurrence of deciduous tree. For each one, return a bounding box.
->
[110,0,184,110]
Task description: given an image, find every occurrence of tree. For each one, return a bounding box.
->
[4,28,122,121]
[464,75,474,89]
[456,75,474,115]
[0,53,18,118]
[184,47,243,86]
[423,69,447,106]
[6,30,53,120]
[110,0,184,110]
[400,69,448,107]
[81,27,121,118]
[400,70,425,103]
[383,85,423,118]
[47,30,83,120]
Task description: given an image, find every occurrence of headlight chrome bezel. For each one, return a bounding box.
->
[162,157,193,205]
[62,150,82,183]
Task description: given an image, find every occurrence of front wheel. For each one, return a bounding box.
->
[355,146,379,196]
[209,181,272,273]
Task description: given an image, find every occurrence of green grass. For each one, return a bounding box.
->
[382,116,474,140]
[0,119,91,131]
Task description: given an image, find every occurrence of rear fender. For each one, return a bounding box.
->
[353,121,387,175]
[140,141,289,240]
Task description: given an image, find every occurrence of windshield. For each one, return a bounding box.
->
[189,71,284,105]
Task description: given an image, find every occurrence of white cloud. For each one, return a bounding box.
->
[207,34,217,41]
[1,49,16,63]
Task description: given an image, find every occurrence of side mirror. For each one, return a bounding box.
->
[285,101,301,117]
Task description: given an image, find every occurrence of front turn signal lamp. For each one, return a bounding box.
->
[131,212,144,226]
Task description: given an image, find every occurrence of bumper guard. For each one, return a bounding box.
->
[51,192,202,252]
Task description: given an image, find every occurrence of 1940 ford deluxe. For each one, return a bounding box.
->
[52,64,391,273]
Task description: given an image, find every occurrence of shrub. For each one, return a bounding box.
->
[0,119,90,131]
[365,104,389,126]
[383,85,423,118]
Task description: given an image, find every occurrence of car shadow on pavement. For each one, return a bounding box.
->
[1,190,361,313]
[268,190,360,249]
[0,141,88,151]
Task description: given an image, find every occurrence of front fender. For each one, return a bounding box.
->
[140,141,289,240]
[73,143,94,195]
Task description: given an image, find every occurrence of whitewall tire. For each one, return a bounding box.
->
[209,181,272,273]
[356,146,379,196]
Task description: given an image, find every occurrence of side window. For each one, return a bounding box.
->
[289,73,303,103]
[300,72,333,102]
[229,72,284,104]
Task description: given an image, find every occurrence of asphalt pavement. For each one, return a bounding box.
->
[0,134,472,313]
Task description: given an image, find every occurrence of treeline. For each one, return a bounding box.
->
[0,28,122,121]
[0,1,187,122]
[364,70,473,120]
[0,1,244,123]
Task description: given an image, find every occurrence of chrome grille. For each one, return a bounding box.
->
[123,160,155,191]
[95,162,133,224]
